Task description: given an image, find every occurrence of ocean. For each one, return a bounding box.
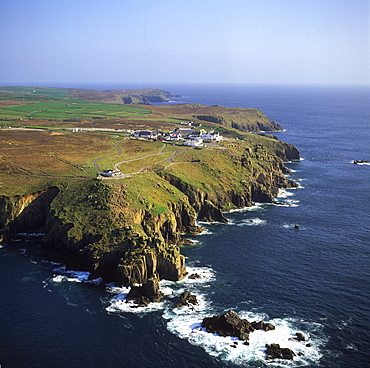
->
[0,84,369,368]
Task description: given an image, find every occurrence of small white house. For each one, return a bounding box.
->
[165,133,182,141]
[184,137,203,147]
[101,169,121,177]
[201,131,223,142]
[133,130,157,139]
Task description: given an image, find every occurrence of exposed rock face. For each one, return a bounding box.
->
[116,247,187,286]
[126,273,164,305]
[251,320,276,331]
[0,187,59,235]
[0,136,300,288]
[160,143,298,223]
[265,343,296,360]
[69,88,178,105]
[201,311,275,345]
[193,109,283,132]
[175,291,198,307]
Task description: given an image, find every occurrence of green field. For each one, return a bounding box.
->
[0,99,151,120]
[0,86,74,98]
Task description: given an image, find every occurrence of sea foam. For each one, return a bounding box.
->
[165,308,324,366]
[236,218,267,227]
[51,266,103,284]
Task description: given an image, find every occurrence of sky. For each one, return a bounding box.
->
[1,0,369,86]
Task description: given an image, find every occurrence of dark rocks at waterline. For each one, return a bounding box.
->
[265,343,296,360]
[251,320,276,331]
[201,311,275,345]
[175,291,198,308]
[289,332,311,346]
[353,160,370,165]
[294,224,300,229]
[178,238,195,246]
[295,332,306,341]
[126,273,164,305]
[189,273,201,279]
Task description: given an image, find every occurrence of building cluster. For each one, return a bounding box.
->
[133,126,223,147]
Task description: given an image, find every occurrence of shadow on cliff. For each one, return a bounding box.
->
[5,187,60,235]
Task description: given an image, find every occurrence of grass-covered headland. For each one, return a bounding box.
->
[0,86,300,287]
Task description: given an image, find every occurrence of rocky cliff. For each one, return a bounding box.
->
[69,88,178,105]
[0,136,299,287]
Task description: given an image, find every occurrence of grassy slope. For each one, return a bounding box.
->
[0,86,297,241]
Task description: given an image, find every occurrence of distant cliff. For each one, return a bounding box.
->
[0,135,299,287]
[154,104,283,132]
[69,88,179,105]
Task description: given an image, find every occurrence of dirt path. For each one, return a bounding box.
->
[92,139,127,174]
[97,143,187,180]
[113,143,167,171]
[5,139,187,181]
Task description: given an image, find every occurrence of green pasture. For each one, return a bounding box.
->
[0,99,151,120]
[0,86,74,98]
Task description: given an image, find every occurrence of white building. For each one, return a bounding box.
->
[200,131,223,142]
[133,130,158,139]
[184,137,203,147]
[100,169,122,177]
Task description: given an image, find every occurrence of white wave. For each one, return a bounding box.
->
[51,266,103,284]
[277,189,295,198]
[195,227,213,235]
[104,265,216,315]
[282,223,303,230]
[275,199,299,208]
[225,218,235,225]
[51,275,66,283]
[181,266,216,285]
[165,308,324,366]
[105,284,168,314]
[236,218,267,227]
[184,238,201,245]
[227,202,265,213]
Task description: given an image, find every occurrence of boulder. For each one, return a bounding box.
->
[251,321,276,331]
[202,311,255,344]
[289,332,306,342]
[126,273,164,304]
[265,343,296,360]
[189,273,201,279]
[295,332,306,341]
[175,291,198,307]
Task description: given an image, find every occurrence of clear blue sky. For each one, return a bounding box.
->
[1,0,369,86]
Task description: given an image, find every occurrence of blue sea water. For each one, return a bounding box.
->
[0,84,369,368]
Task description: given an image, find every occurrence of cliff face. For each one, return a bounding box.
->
[155,104,284,132]
[0,136,299,287]
[69,88,177,105]
[194,114,283,132]
[0,187,59,236]
[159,140,297,223]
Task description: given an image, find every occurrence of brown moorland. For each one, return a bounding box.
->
[0,130,120,195]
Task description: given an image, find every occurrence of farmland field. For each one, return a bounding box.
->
[0,99,151,121]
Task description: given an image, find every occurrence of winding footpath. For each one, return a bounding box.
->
[95,141,187,180]
[4,138,186,181]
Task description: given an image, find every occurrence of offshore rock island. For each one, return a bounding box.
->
[0,86,300,288]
